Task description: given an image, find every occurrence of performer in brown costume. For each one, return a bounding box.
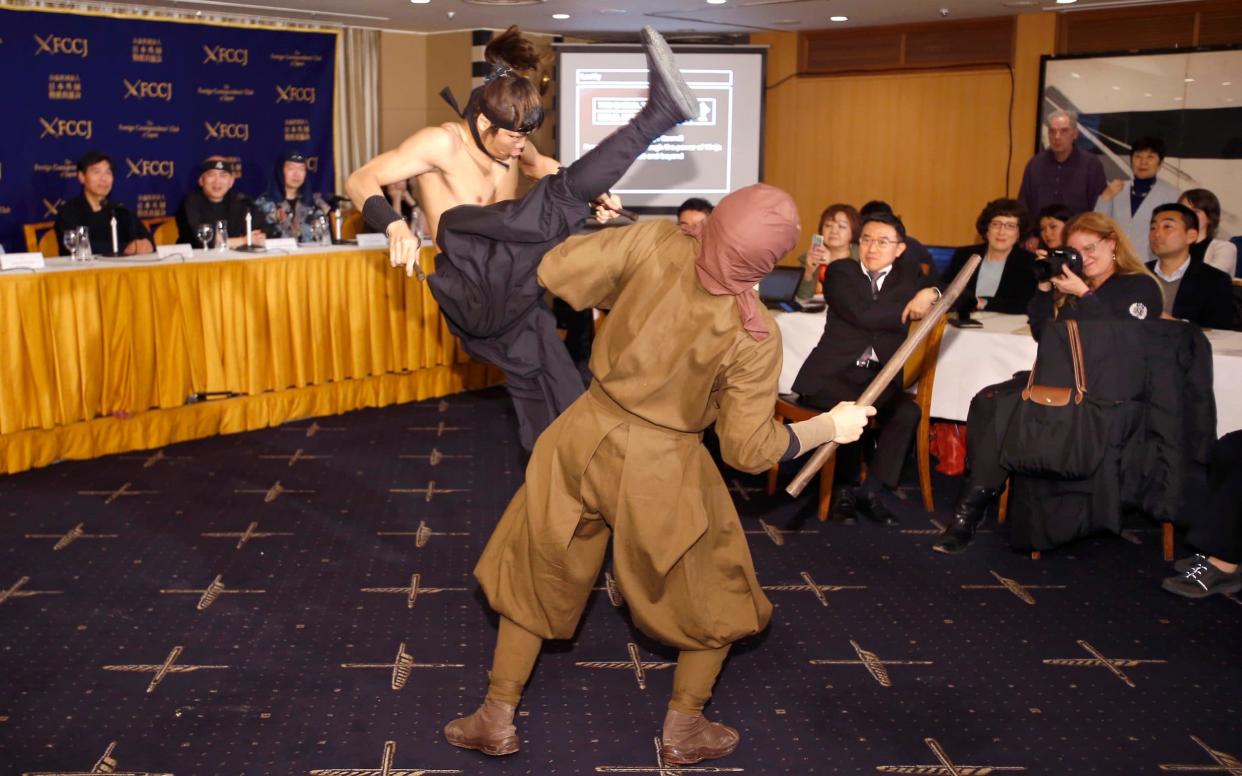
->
[444,184,875,765]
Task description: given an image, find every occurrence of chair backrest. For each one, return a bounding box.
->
[38,228,60,258]
[152,220,179,246]
[142,216,175,244]
[24,221,54,253]
[1231,278,1242,331]
[341,210,363,241]
[903,315,949,393]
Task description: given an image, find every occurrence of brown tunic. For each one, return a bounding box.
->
[473,220,790,650]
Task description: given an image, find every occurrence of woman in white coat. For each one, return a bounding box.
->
[1095,136,1179,261]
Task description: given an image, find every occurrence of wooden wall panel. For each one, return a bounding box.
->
[765,68,1013,261]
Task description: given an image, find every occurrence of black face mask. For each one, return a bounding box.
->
[439,80,542,170]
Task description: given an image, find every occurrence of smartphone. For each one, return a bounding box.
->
[810,234,824,248]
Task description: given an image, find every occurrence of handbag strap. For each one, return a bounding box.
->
[1024,319,1087,402]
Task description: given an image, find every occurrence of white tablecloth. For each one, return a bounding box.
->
[774,310,1242,436]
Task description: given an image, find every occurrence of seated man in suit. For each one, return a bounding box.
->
[1147,203,1235,330]
[54,150,153,256]
[791,212,940,525]
[175,157,271,248]
[860,200,932,275]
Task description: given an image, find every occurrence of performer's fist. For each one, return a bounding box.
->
[591,192,623,224]
[386,220,425,280]
[827,401,876,444]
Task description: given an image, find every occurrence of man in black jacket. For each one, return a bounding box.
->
[54,151,153,256]
[1147,203,1235,330]
[792,212,940,525]
[175,157,271,248]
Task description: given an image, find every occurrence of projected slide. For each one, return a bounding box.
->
[558,48,765,211]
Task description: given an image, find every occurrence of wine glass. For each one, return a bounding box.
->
[311,213,329,245]
[63,228,79,261]
[195,223,214,251]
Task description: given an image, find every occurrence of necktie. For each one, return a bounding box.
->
[866,269,882,300]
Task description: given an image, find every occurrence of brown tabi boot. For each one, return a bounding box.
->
[444,698,520,756]
[660,708,740,765]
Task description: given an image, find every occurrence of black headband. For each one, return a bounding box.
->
[200,159,229,174]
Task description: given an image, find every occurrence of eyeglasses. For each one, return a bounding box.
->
[859,236,901,248]
[989,220,1021,232]
[1075,240,1104,255]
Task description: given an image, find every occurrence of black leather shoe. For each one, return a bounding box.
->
[855,488,899,527]
[829,486,857,525]
[932,486,999,554]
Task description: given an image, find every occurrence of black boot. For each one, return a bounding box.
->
[932,486,999,554]
[829,486,857,525]
[563,26,699,202]
[855,488,899,527]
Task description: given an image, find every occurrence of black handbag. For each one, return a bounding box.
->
[998,320,1111,479]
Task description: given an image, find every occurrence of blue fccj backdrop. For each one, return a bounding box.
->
[0,7,337,253]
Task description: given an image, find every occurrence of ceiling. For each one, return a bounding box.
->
[104,0,1192,36]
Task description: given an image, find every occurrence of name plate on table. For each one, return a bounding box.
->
[1,252,46,270]
[266,238,299,252]
[156,244,194,259]
[355,233,389,249]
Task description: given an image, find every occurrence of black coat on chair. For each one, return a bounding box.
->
[940,244,1038,315]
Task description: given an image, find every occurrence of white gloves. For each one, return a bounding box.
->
[788,401,876,457]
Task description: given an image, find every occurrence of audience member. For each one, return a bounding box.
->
[1179,188,1237,277]
[791,212,940,527]
[1146,203,1235,329]
[860,200,931,274]
[1094,136,1179,261]
[1017,110,1107,222]
[676,197,713,234]
[933,211,1162,554]
[940,198,1037,315]
[54,150,153,256]
[1162,431,1242,599]
[1035,204,1073,255]
[796,203,859,300]
[176,157,270,248]
[254,150,330,242]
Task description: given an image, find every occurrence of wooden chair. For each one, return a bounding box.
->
[152,220,179,246]
[23,221,55,254]
[340,210,364,240]
[38,230,59,258]
[143,216,176,246]
[765,315,949,520]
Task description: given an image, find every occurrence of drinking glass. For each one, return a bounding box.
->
[75,226,91,261]
[214,220,228,253]
[195,223,214,251]
[63,228,80,261]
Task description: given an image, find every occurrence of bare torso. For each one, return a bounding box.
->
[417,122,522,242]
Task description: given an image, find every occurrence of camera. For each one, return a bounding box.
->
[1034,247,1084,282]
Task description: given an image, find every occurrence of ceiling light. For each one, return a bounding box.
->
[411,0,430,4]
[1184,77,1196,83]
[1055,0,1077,4]
[706,0,727,4]
[773,19,799,24]
[552,12,569,18]
[830,15,848,21]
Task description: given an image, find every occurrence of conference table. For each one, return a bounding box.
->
[773,309,1242,436]
[0,244,499,474]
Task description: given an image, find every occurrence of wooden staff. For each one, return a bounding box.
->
[785,254,983,498]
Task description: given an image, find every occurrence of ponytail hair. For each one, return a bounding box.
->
[477,26,545,133]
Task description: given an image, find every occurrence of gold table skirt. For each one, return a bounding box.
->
[0,247,499,474]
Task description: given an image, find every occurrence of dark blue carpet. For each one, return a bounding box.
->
[2,387,1239,775]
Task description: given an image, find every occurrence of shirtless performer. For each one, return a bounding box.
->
[347,26,696,451]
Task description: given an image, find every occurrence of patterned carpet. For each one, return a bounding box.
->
[2,386,1240,775]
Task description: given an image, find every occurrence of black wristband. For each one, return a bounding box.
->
[362,194,402,234]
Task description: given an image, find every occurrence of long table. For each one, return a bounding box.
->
[0,245,499,474]
[774,310,1242,436]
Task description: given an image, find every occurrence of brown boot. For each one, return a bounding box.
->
[660,708,739,765]
[444,698,520,756]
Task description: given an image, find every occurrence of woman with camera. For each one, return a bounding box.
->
[932,211,1163,554]
[796,203,860,301]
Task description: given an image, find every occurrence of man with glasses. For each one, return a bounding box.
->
[792,212,940,526]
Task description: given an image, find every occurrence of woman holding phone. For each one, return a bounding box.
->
[796,203,860,301]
